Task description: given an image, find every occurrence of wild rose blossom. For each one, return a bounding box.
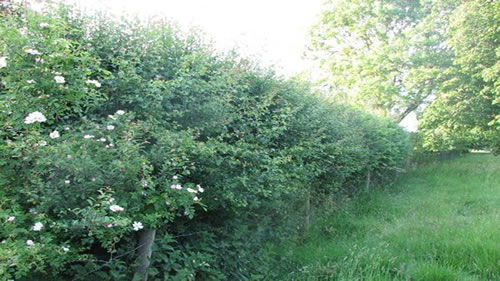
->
[0,56,6,68]
[86,79,101,87]
[83,134,94,139]
[38,140,47,146]
[39,22,49,28]
[27,80,35,84]
[106,125,115,131]
[54,75,65,84]
[116,110,125,115]
[197,185,204,193]
[7,216,15,222]
[32,222,43,231]
[187,188,197,193]
[170,184,182,190]
[26,240,34,247]
[62,246,70,252]
[110,205,124,212]
[193,197,200,201]
[49,130,60,139]
[25,49,41,55]
[18,27,28,35]
[132,221,143,231]
[24,111,47,124]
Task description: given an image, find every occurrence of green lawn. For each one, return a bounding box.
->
[276,153,500,281]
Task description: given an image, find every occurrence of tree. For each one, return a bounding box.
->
[419,0,500,152]
[310,0,499,152]
[309,0,455,122]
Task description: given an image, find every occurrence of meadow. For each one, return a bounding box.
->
[275,154,500,281]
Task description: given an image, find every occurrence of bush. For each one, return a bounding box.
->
[0,2,409,280]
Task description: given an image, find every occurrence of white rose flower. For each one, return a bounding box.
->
[49,130,60,139]
[64,180,70,184]
[19,27,28,35]
[109,205,124,212]
[172,175,178,180]
[54,75,65,84]
[0,56,7,68]
[27,80,36,84]
[108,114,117,120]
[193,197,200,201]
[39,22,49,28]
[62,246,70,252]
[83,134,95,139]
[170,184,182,190]
[98,137,106,142]
[7,216,15,222]
[187,188,197,193]
[26,240,35,247]
[24,111,47,124]
[32,222,43,231]
[38,140,47,147]
[106,125,115,131]
[116,110,125,115]
[25,49,41,55]
[86,79,101,87]
[197,185,204,193]
[132,221,144,231]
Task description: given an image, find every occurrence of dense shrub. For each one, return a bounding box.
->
[0,3,409,280]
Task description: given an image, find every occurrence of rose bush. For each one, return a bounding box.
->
[0,2,410,280]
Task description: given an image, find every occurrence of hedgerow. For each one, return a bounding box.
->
[0,2,409,280]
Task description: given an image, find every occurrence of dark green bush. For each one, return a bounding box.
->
[0,2,409,280]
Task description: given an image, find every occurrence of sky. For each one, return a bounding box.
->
[64,0,324,76]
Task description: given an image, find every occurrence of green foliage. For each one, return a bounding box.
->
[419,0,500,153]
[272,154,500,280]
[310,0,499,152]
[309,0,444,121]
[0,2,409,280]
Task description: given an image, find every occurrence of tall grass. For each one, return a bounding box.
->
[272,154,500,280]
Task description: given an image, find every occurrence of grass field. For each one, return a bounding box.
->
[275,153,500,281]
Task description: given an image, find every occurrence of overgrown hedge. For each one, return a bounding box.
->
[0,3,409,280]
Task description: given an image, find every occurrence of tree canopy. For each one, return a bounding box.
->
[310,0,499,152]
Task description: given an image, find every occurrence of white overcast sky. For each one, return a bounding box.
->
[63,0,324,77]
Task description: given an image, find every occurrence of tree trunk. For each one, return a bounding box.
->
[133,229,156,281]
